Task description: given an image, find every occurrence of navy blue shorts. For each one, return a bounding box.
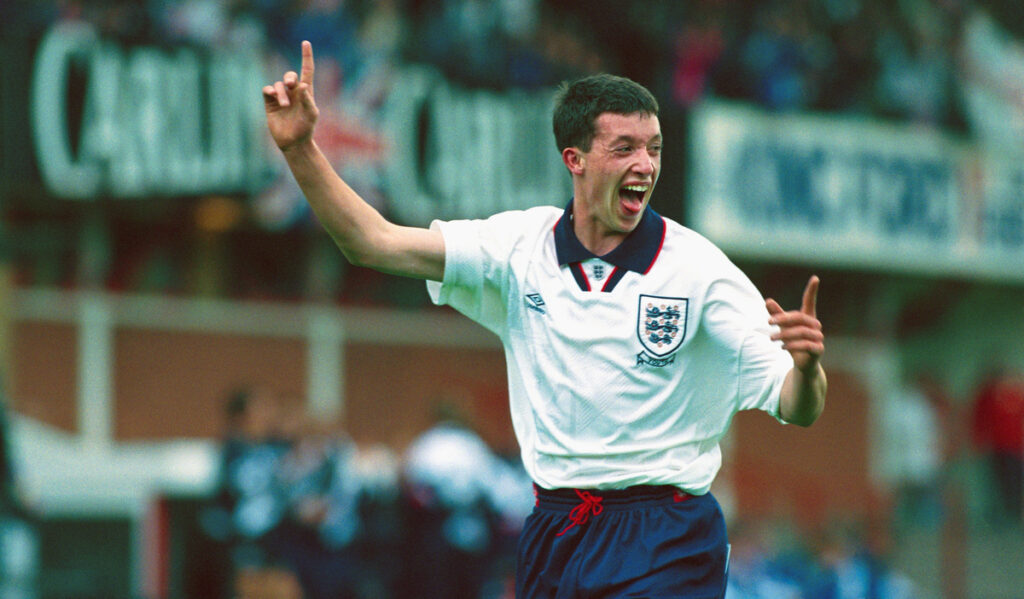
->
[516,486,729,599]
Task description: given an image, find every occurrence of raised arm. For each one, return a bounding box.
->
[263,41,445,281]
[766,276,827,426]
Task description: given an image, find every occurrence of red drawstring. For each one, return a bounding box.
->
[556,490,604,536]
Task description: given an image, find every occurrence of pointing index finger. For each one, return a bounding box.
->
[802,275,819,317]
[300,41,315,91]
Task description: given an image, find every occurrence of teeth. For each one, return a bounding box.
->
[622,185,648,193]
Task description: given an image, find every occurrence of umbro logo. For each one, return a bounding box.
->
[525,293,546,314]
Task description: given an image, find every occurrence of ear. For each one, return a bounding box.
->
[562,147,585,176]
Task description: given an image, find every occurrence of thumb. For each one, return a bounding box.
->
[765,298,783,316]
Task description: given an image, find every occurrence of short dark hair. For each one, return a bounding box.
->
[552,74,659,153]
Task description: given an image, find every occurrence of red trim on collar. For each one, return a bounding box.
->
[642,218,667,275]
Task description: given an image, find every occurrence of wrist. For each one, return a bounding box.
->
[281,137,318,159]
[797,363,825,387]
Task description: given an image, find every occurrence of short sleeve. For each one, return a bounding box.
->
[702,266,793,419]
[427,210,543,338]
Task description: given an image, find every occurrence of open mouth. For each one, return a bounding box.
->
[619,184,649,214]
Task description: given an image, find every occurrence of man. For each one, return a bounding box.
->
[971,369,1024,525]
[263,41,826,597]
[400,401,504,599]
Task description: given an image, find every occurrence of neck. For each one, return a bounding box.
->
[571,206,627,257]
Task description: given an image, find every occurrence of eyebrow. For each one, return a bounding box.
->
[608,133,663,146]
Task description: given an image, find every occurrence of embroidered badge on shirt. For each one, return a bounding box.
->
[636,295,688,366]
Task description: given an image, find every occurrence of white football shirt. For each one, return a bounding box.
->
[427,203,792,494]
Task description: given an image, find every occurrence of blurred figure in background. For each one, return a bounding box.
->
[726,516,918,599]
[879,369,948,533]
[199,385,293,598]
[724,518,803,599]
[349,443,403,598]
[957,2,1024,154]
[481,447,535,599]
[397,400,502,599]
[874,1,957,128]
[738,2,824,112]
[815,518,917,599]
[0,377,39,599]
[971,367,1024,527]
[201,390,395,599]
[273,412,363,599]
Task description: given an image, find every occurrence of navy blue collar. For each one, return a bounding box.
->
[553,200,666,274]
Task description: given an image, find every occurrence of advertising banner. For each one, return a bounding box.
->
[28,22,271,200]
[688,101,1024,282]
[6,20,571,226]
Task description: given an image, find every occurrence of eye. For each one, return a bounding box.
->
[614,146,633,154]
[649,144,663,155]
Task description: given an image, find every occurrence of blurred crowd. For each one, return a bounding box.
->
[7,0,1024,131]
[199,368,1024,599]
[198,386,533,599]
[724,517,918,599]
[6,0,1024,301]
[879,362,1024,535]
[723,360,1024,599]
[202,384,914,599]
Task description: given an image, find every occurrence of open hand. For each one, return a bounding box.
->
[262,41,319,152]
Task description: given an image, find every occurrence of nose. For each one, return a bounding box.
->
[634,152,656,175]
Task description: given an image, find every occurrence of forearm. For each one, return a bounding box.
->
[280,140,444,280]
[282,140,388,260]
[779,363,827,427]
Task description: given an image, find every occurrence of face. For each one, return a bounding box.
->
[566,112,662,249]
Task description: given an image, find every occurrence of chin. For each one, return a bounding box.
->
[617,218,642,234]
[619,208,645,225]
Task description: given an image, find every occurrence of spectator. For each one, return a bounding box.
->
[957,4,1024,153]
[971,367,1024,526]
[874,3,956,127]
[725,519,803,599]
[281,0,365,89]
[273,413,364,599]
[200,386,291,596]
[155,0,232,46]
[397,401,503,599]
[815,2,879,113]
[669,3,728,109]
[479,449,534,599]
[350,443,403,598]
[817,518,918,599]
[737,2,828,112]
[0,377,39,599]
[879,369,947,532]
[352,0,410,107]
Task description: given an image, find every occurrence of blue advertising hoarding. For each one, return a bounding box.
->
[688,101,1024,282]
